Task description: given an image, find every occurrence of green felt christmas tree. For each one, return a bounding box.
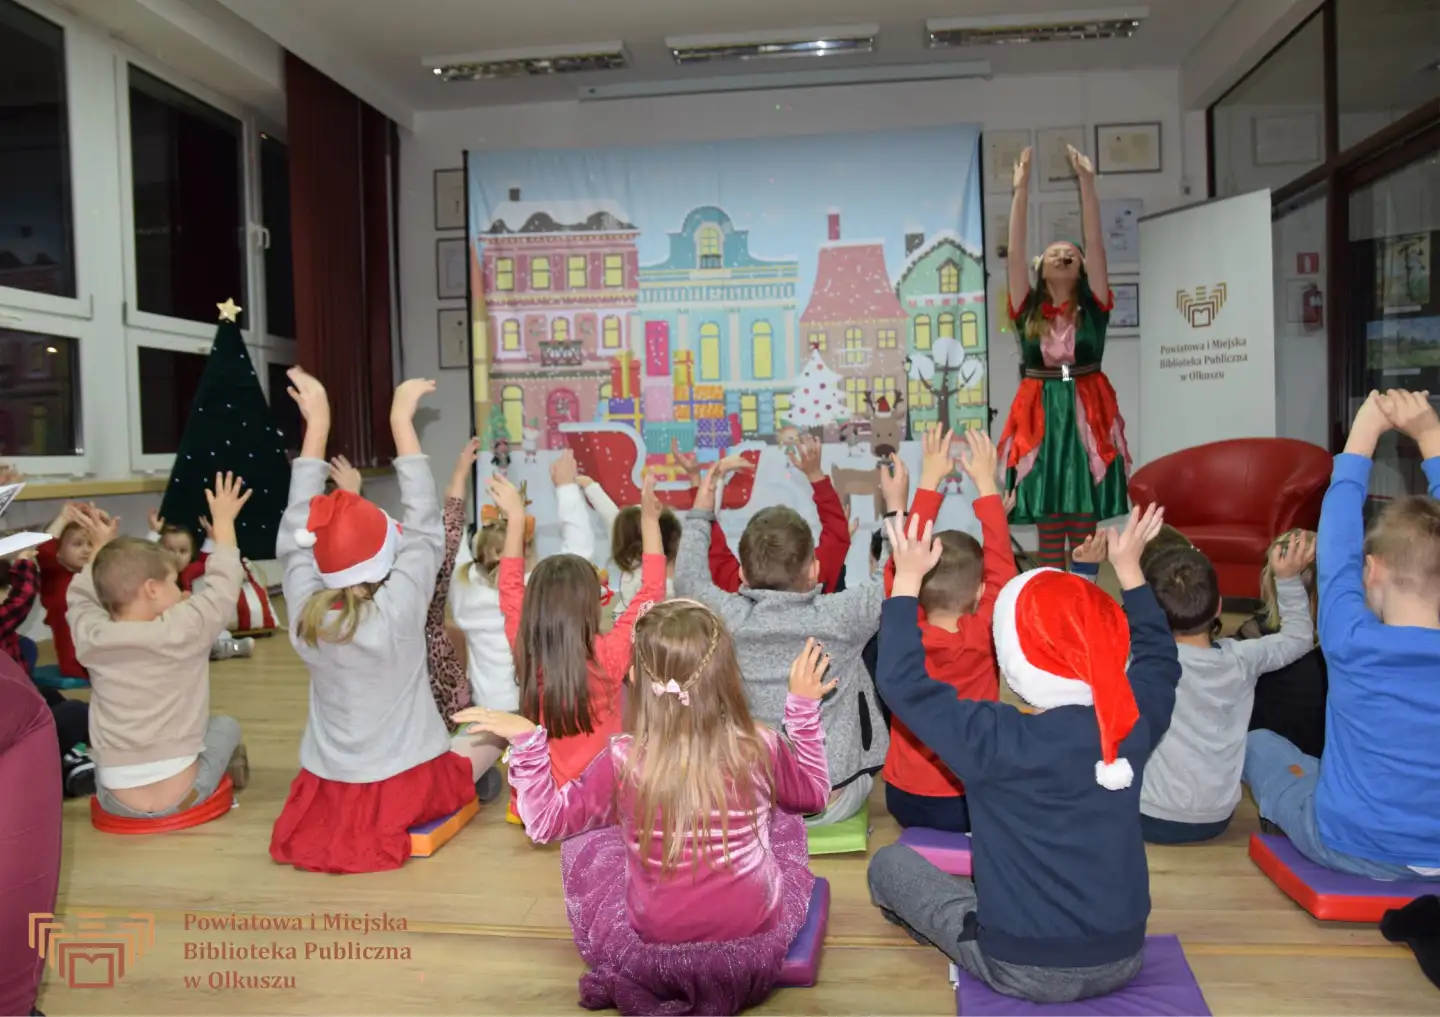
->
[159,299,290,560]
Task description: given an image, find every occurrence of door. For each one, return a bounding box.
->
[546,387,580,449]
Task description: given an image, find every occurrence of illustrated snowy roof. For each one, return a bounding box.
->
[893,230,983,289]
[485,199,636,235]
[801,242,907,324]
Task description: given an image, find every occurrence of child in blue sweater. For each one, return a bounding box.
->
[869,505,1179,1005]
[1243,389,1440,879]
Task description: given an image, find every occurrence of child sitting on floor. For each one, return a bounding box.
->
[488,470,666,787]
[1244,389,1440,880]
[880,424,1017,834]
[1139,536,1314,844]
[674,457,901,827]
[451,604,830,1016]
[146,512,254,661]
[579,477,681,615]
[269,369,480,874]
[36,502,103,682]
[1237,530,1328,759]
[869,505,1178,1005]
[70,473,251,818]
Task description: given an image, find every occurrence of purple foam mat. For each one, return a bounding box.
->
[409,813,448,835]
[777,877,830,988]
[1256,834,1437,898]
[954,935,1209,1016]
[898,827,973,874]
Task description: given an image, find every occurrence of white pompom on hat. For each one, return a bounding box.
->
[993,568,1139,790]
[293,490,400,589]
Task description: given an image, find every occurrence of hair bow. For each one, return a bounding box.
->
[629,601,657,643]
[651,679,691,706]
[479,504,536,540]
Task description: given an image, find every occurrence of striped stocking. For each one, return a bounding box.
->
[1035,516,1068,570]
[1064,513,1097,559]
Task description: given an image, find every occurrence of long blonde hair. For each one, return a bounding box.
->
[620,601,773,875]
[295,583,379,647]
[1259,529,1318,637]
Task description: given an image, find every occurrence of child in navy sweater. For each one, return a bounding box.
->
[869,505,1179,1005]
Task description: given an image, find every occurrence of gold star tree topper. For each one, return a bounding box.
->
[217,298,243,322]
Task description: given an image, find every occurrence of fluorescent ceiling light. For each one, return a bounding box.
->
[579,60,990,101]
[927,6,1147,47]
[667,24,878,65]
[423,41,627,81]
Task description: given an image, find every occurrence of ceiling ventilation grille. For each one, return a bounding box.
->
[427,44,627,81]
[927,8,1146,48]
[668,26,877,65]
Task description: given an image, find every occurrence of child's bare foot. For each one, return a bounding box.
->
[227,743,249,791]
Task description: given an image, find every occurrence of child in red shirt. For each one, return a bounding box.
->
[35,502,106,681]
[880,424,1018,833]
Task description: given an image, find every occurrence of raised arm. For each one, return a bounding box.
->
[775,643,836,808]
[1233,535,1315,683]
[578,476,620,530]
[595,474,668,680]
[1071,146,1109,299]
[674,465,746,618]
[276,368,331,608]
[488,474,530,648]
[65,512,122,650]
[441,439,480,582]
[1107,505,1181,748]
[551,451,596,563]
[1319,394,1391,651]
[1006,147,1033,314]
[384,380,444,618]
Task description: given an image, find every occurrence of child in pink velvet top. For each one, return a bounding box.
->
[454,601,832,1015]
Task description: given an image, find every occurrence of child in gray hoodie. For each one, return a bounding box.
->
[1137,534,1315,843]
[674,458,904,826]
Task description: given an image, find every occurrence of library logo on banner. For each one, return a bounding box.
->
[1175,284,1228,328]
[29,911,155,988]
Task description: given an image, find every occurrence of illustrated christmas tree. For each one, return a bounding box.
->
[158,299,291,560]
[786,344,850,433]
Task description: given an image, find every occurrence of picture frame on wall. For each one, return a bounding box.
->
[1036,126,1087,192]
[1094,123,1162,175]
[434,168,466,231]
[982,129,1031,196]
[984,200,1033,264]
[438,308,469,370]
[436,238,468,300]
[1039,201,1083,251]
[1111,279,1140,333]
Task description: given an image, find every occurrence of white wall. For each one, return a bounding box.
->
[397,69,1205,554]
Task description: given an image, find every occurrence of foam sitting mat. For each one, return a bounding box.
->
[897,827,973,875]
[91,775,236,835]
[1248,833,1436,922]
[951,935,1210,1015]
[776,877,830,988]
[806,802,870,856]
[31,664,89,690]
[409,798,480,857]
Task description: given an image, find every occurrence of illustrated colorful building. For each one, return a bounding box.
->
[799,211,909,430]
[894,230,988,432]
[639,206,800,441]
[480,188,640,450]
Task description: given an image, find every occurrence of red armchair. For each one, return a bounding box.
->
[1128,438,1332,599]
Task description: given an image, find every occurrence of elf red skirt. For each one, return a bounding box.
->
[269,752,475,874]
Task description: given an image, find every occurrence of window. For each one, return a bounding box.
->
[552,317,569,343]
[568,255,587,289]
[873,375,898,406]
[938,312,956,341]
[696,225,722,268]
[774,392,791,425]
[501,319,521,351]
[908,377,934,408]
[751,321,773,379]
[502,384,525,445]
[137,346,207,454]
[809,331,827,351]
[267,360,301,453]
[530,255,550,290]
[845,376,867,415]
[128,66,246,324]
[0,328,79,455]
[1337,0,1440,149]
[740,393,759,434]
[699,322,721,380]
[914,315,932,350]
[495,257,515,290]
[259,135,294,339]
[939,262,959,294]
[960,311,980,348]
[0,0,74,299]
[602,316,621,349]
[844,327,865,367]
[603,253,623,287]
[878,328,897,349]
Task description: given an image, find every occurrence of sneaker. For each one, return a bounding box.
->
[476,765,504,805]
[62,744,96,798]
[211,637,255,661]
[226,743,250,792]
[1259,818,1286,836]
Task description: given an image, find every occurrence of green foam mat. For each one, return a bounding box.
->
[806,803,870,856]
[31,665,89,690]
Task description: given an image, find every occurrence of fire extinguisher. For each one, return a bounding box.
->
[1302,284,1323,332]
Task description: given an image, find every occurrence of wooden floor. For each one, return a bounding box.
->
[37,635,1435,1015]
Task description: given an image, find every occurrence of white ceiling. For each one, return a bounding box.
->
[220,0,1236,110]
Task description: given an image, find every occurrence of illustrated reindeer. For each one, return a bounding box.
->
[863,388,907,458]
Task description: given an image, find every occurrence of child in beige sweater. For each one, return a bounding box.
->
[69,472,251,817]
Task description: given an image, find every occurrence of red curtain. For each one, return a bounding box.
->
[285,53,397,463]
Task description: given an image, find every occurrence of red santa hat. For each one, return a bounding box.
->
[992,568,1139,790]
[292,490,400,589]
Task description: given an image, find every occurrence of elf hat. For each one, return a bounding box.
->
[993,568,1139,790]
[293,490,400,589]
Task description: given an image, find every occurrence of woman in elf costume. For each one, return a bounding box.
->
[999,145,1131,569]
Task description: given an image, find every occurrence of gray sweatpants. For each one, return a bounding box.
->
[805,774,872,828]
[96,715,242,818]
[868,844,1143,1004]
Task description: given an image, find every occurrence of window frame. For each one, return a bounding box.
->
[699,322,721,381]
[739,392,759,434]
[0,310,88,472]
[602,315,622,350]
[752,320,773,379]
[530,255,551,290]
[495,257,515,291]
[568,254,587,289]
[251,120,296,360]
[914,315,932,350]
[603,253,623,288]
